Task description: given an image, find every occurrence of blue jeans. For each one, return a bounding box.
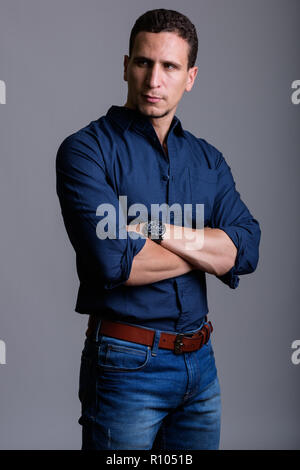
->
[78,318,221,450]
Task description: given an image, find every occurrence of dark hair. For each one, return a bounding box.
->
[129,9,198,69]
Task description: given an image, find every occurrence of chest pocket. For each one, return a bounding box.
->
[187,167,218,227]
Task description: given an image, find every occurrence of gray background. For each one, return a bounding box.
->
[0,0,299,450]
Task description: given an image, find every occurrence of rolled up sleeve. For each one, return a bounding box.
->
[211,153,261,289]
[56,132,146,290]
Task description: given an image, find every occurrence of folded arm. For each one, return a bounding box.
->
[56,133,260,291]
[125,223,236,286]
[125,151,261,289]
[124,237,196,286]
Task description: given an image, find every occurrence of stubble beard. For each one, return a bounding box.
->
[137,101,171,120]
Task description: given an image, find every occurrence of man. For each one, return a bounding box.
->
[56,9,261,450]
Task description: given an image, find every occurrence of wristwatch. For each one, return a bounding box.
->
[142,219,166,244]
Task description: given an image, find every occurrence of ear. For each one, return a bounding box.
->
[123,55,129,82]
[185,66,198,92]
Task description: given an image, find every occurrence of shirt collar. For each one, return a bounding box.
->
[106,105,184,138]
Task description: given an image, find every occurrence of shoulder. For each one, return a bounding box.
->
[57,116,109,153]
[56,116,113,169]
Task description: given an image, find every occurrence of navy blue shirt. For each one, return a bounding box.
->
[56,105,261,332]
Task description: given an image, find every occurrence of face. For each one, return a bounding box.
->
[123,31,198,119]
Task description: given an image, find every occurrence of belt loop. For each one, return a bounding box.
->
[151,329,161,357]
[95,319,102,342]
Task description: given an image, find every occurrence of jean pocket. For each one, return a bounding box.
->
[97,335,151,372]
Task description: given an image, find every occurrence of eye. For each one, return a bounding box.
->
[136,59,149,67]
[165,63,175,70]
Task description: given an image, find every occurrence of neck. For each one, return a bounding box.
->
[150,115,173,148]
[123,102,175,148]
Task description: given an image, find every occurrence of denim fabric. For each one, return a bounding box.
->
[78,318,221,450]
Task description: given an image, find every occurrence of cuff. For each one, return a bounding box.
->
[216,226,244,289]
[103,234,147,290]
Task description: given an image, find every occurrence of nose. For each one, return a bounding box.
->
[146,63,161,89]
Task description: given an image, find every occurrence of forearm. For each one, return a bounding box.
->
[160,224,237,276]
[124,238,195,286]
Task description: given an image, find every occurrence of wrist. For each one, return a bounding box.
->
[160,223,171,244]
[142,219,166,243]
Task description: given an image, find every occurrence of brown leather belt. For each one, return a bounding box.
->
[86,316,213,355]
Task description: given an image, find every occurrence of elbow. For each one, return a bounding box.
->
[241,235,261,275]
[244,251,260,274]
[223,246,260,277]
[246,222,261,274]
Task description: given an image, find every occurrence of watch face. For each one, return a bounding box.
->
[148,220,166,239]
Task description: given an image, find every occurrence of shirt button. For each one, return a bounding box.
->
[162,175,169,181]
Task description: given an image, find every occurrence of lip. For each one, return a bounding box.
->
[142,95,162,103]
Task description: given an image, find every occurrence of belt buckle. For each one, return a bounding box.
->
[174,330,196,354]
[174,333,185,355]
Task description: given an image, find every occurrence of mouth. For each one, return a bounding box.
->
[142,95,162,103]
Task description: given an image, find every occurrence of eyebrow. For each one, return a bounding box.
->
[132,56,182,69]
